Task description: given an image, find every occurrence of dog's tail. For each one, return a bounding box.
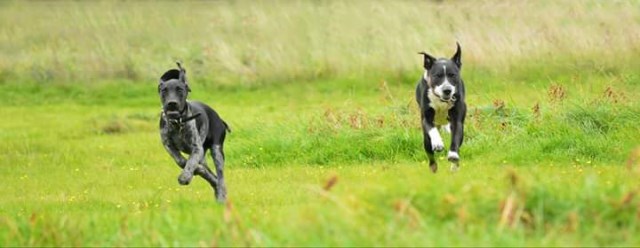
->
[223,121,231,133]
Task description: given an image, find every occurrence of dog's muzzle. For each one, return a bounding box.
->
[441,90,453,101]
[164,110,181,119]
[440,85,457,102]
[442,88,452,97]
[163,101,183,119]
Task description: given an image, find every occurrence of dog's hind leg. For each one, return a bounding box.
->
[442,123,451,134]
[211,144,227,203]
[195,155,219,196]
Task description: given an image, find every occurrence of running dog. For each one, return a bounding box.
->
[158,62,230,202]
[415,43,467,173]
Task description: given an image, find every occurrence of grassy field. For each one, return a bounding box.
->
[2,0,640,246]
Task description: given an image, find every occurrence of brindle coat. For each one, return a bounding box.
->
[158,62,230,202]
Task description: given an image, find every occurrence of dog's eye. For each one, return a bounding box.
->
[447,73,456,78]
[176,88,184,93]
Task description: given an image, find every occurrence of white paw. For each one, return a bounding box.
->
[428,128,445,152]
[447,151,460,162]
[431,139,444,152]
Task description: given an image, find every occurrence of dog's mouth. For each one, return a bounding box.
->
[432,91,453,102]
[164,110,181,119]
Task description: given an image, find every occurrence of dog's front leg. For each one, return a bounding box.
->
[448,120,463,162]
[448,107,466,171]
[422,114,445,152]
[178,124,203,185]
[179,147,202,185]
[447,120,463,172]
[162,138,187,169]
[421,114,440,173]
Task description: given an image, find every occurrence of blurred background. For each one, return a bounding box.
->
[1,0,638,86]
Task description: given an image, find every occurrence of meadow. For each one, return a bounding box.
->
[1,0,640,246]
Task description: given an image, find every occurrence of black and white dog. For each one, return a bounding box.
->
[415,43,467,173]
[158,62,230,202]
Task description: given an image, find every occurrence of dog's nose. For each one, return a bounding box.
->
[443,89,452,96]
[166,101,178,109]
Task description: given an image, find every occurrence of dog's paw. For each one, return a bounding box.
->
[431,139,445,152]
[178,172,193,185]
[429,163,438,173]
[448,151,460,172]
[447,151,460,162]
[428,127,444,152]
[215,191,227,203]
[213,186,227,203]
[428,128,445,152]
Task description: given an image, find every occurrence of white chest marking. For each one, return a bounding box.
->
[427,89,454,126]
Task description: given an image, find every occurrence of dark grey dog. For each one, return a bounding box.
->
[415,43,467,173]
[158,62,230,202]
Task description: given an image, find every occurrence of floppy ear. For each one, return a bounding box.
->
[451,42,462,68]
[418,52,437,70]
[176,61,191,92]
[157,77,165,93]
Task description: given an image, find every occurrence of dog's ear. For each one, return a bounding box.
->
[418,52,436,70]
[158,73,167,93]
[176,61,191,92]
[451,42,462,68]
[157,77,169,94]
[176,61,187,83]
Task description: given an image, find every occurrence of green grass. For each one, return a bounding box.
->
[2,73,640,246]
[3,164,639,246]
[2,0,640,246]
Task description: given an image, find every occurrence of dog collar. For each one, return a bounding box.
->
[163,112,201,125]
[162,104,201,126]
[177,113,201,124]
[440,95,457,103]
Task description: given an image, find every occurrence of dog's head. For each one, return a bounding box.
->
[158,62,191,119]
[419,42,462,102]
